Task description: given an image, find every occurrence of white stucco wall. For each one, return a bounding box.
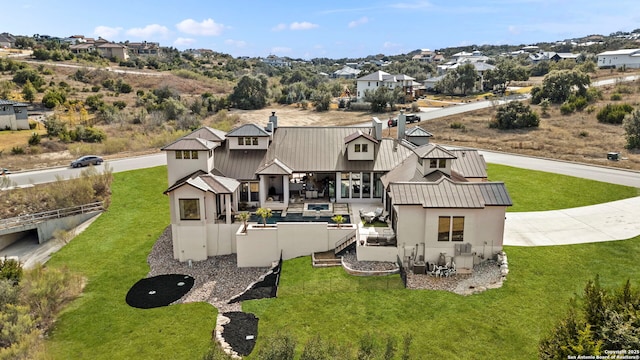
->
[228,136,269,150]
[598,54,640,69]
[347,140,375,161]
[166,150,212,185]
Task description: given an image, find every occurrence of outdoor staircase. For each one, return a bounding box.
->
[334,231,357,256]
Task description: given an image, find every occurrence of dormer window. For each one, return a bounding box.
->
[354,144,368,153]
[429,159,446,168]
[238,137,259,146]
[175,150,198,160]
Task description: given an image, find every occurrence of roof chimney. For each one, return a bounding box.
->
[371,117,383,141]
[397,110,406,141]
[269,111,278,129]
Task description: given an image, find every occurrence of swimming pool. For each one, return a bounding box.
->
[303,203,332,212]
[249,211,349,224]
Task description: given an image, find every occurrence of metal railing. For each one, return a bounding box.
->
[334,229,357,254]
[0,202,104,231]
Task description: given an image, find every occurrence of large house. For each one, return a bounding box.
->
[0,100,29,130]
[597,49,640,69]
[355,70,418,100]
[161,113,511,271]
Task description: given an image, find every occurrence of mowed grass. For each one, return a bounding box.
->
[42,165,640,359]
[487,163,640,212]
[44,166,217,359]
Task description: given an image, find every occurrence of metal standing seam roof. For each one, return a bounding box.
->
[256,158,294,175]
[405,127,433,138]
[226,123,270,137]
[0,99,26,106]
[413,144,457,159]
[185,126,226,142]
[344,130,379,144]
[164,170,239,194]
[389,178,512,208]
[213,148,267,180]
[598,49,640,56]
[449,150,487,179]
[263,126,414,173]
[161,138,219,151]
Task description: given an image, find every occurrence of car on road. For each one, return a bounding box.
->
[1,168,10,176]
[71,155,103,168]
[406,114,421,123]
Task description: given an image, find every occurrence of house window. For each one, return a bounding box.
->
[175,151,183,159]
[191,151,198,159]
[238,137,244,146]
[438,159,446,168]
[183,150,191,159]
[438,216,465,242]
[362,144,368,152]
[179,199,200,220]
[430,159,438,168]
[355,144,361,152]
[250,182,259,201]
[252,137,258,145]
[368,82,370,86]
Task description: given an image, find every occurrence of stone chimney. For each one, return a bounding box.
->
[397,110,406,141]
[269,111,278,129]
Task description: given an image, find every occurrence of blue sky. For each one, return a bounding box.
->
[4,0,640,59]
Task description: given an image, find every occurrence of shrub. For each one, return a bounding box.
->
[610,93,622,101]
[11,146,25,155]
[450,122,466,129]
[578,131,589,137]
[91,85,101,92]
[491,101,540,129]
[560,102,575,115]
[0,258,23,285]
[624,110,640,149]
[596,103,634,124]
[27,132,41,146]
[256,333,296,360]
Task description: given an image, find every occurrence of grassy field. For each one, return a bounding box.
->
[42,165,640,359]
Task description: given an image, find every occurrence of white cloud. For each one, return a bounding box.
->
[126,24,170,38]
[348,16,369,28]
[225,39,247,48]
[290,22,319,30]
[383,41,401,49]
[272,23,287,32]
[94,26,123,39]
[271,46,292,54]
[176,18,225,36]
[174,37,196,47]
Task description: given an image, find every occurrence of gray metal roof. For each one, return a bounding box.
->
[0,99,26,106]
[357,70,391,81]
[389,178,511,208]
[165,171,239,194]
[344,130,379,144]
[405,127,433,138]
[226,123,270,137]
[413,144,457,159]
[263,126,413,172]
[449,149,487,179]
[161,138,219,151]
[185,126,226,142]
[213,148,266,181]
[256,158,293,175]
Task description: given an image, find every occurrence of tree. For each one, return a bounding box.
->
[255,207,272,226]
[229,75,268,110]
[491,101,539,129]
[456,63,478,95]
[235,212,250,233]
[532,70,591,104]
[331,215,345,228]
[363,86,393,113]
[311,89,331,112]
[12,69,45,89]
[539,277,640,359]
[21,80,36,103]
[484,59,530,91]
[623,110,640,149]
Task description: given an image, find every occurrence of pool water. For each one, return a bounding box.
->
[307,203,329,211]
[249,211,350,224]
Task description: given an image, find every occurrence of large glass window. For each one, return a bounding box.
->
[341,173,349,198]
[352,173,361,198]
[438,216,465,242]
[362,173,370,198]
[373,173,383,198]
[240,183,249,202]
[250,182,260,201]
[438,216,450,241]
[179,199,200,220]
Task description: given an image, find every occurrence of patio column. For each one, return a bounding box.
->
[283,176,290,204]
[258,175,267,207]
[224,194,232,224]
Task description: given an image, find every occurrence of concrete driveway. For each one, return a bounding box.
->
[504,196,640,246]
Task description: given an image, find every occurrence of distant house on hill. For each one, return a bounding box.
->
[0,33,16,48]
[128,41,161,56]
[0,100,29,130]
[356,70,416,100]
[597,49,640,69]
[332,66,361,79]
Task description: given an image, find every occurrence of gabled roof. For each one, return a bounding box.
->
[161,138,219,151]
[389,177,511,208]
[256,158,293,175]
[598,49,640,56]
[413,143,457,159]
[164,170,239,194]
[357,70,391,81]
[405,127,433,138]
[226,123,270,137]
[185,126,226,142]
[449,149,487,179]
[0,99,26,106]
[344,130,379,145]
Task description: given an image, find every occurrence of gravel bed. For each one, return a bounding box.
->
[406,260,505,295]
[147,227,270,312]
[342,252,399,271]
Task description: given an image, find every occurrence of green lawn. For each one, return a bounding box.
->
[42,164,640,359]
[487,163,640,212]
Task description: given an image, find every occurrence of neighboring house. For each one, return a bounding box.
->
[128,41,161,56]
[261,55,290,67]
[332,66,361,79]
[96,43,129,61]
[69,43,96,54]
[161,112,512,272]
[356,70,416,100]
[597,49,640,69]
[431,62,495,93]
[0,100,29,130]
[0,33,16,48]
[529,51,580,63]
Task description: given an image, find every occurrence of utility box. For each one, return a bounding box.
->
[607,152,620,161]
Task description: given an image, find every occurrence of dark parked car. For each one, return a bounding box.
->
[71,155,103,168]
[406,114,421,123]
